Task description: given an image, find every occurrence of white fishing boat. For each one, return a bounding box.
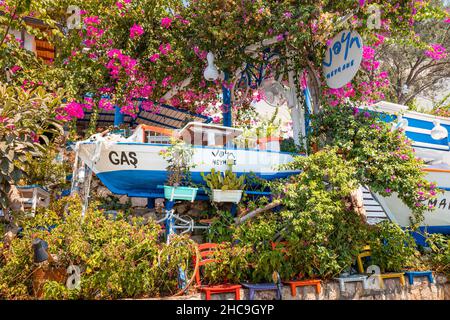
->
[74,122,300,197]
[367,101,450,234]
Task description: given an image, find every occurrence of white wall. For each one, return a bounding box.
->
[8,29,36,53]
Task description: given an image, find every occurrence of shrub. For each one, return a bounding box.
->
[0,196,196,299]
[368,221,417,273]
[426,233,450,277]
[272,148,370,279]
[202,242,250,285]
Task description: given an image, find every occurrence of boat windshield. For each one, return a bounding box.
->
[178,122,243,148]
[127,122,282,152]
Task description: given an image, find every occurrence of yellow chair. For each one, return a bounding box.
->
[356,245,372,274]
[356,246,406,289]
[377,272,406,288]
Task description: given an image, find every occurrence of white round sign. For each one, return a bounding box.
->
[323,30,363,89]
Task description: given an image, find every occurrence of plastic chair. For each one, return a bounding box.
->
[356,245,405,289]
[195,243,241,300]
[284,279,321,296]
[241,283,281,300]
[356,245,372,274]
[404,271,434,285]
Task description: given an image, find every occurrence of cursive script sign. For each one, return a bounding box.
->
[323,30,363,89]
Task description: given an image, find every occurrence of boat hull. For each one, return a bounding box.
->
[76,142,300,197]
[375,168,450,234]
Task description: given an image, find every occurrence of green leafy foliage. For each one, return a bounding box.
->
[0,196,196,299]
[207,210,235,244]
[426,233,450,277]
[201,242,250,285]
[160,138,194,187]
[202,168,245,191]
[368,221,417,273]
[0,84,65,209]
[24,143,71,190]
[310,103,436,226]
[274,148,369,279]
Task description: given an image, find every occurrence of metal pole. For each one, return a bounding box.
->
[81,164,93,218]
[114,106,124,127]
[222,72,232,128]
[303,86,313,140]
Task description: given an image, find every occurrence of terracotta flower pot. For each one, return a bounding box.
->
[32,265,67,298]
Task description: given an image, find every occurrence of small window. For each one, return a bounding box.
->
[145,131,171,144]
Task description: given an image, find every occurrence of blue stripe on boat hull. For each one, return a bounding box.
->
[410,226,450,247]
[97,170,298,198]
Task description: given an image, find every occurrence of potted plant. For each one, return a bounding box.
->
[255,110,282,151]
[160,139,198,202]
[202,168,245,203]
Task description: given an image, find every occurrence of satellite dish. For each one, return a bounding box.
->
[260,78,287,107]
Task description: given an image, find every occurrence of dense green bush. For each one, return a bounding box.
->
[368,221,417,272]
[273,148,370,279]
[203,147,433,281]
[0,196,196,299]
[426,233,450,277]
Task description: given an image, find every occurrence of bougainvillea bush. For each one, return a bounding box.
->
[310,103,436,225]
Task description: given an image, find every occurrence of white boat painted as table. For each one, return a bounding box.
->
[74,122,300,198]
[368,101,450,234]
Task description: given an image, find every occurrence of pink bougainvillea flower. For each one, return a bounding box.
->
[362,46,375,60]
[161,17,172,28]
[10,65,21,73]
[141,100,156,112]
[149,53,160,62]
[283,12,292,19]
[116,0,131,10]
[379,71,388,79]
[359,0,365,7]
[99,98,114,111]
[130,23,144,39]
[424,43,447,60]
[84,16,100,25]
[161,76,172,87]
[60,101,85,120]
[159,43,171,55]
[445,18,450,24]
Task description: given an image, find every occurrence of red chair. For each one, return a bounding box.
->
[194,243,242,300]
[284,279,321,296]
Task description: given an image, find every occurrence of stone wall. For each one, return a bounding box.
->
[164,275,449,300]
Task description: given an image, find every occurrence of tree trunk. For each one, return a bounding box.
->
[8,185,24,212]
[350,187,367,224]
[235,201,281,225]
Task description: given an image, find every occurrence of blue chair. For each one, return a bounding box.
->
[241,283,282,300]
[404,271,434,285]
